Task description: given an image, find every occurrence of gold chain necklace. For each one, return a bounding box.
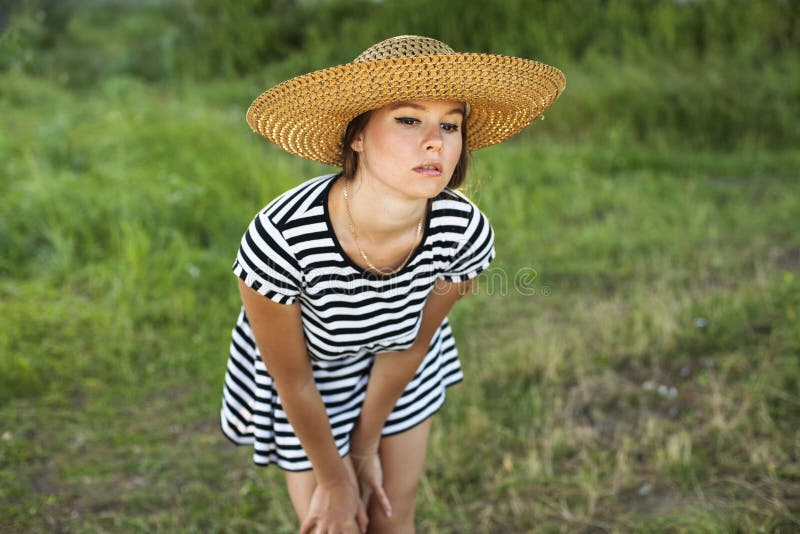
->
[342,180,424,275]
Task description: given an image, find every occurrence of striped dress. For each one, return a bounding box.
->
[220,173,495,471]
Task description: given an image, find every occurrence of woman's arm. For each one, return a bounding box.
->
[238,279,366,532]
[348,278,474,517]
[350,277,475,454]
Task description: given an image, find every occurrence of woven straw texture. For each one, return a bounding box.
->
[246,35,566,166]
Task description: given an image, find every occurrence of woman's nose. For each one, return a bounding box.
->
[423,126,444,151]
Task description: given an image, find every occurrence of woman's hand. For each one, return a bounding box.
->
[300,477,367,534]
[351,451,393,519]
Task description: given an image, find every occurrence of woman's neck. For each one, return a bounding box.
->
[340,173,428,240]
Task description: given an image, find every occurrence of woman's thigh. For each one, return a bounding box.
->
[369,418,431,531]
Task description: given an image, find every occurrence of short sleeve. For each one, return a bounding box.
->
[438,204,496,283]
[232,211,302,304]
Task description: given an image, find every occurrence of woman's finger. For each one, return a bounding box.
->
[373,483,392,518]
[298,513,315,534]
[360,484,372,509]
[356,502,369,534]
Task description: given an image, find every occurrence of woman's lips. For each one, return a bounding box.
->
[413,163,442,176]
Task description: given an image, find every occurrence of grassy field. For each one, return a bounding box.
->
[1,67,799,532]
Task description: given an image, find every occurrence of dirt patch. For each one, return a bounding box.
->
[28,468,55,495]
[775,246,800,272]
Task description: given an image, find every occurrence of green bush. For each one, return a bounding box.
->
[2,0,798,150]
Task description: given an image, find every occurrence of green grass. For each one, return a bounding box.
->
[1,72,799,532]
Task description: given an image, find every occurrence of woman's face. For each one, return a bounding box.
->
[351,99,464,200]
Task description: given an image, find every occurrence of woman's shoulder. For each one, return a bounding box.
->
[233,175,337,295]
[256,173,337,229]
[433,187,483,208]
[432,188,492,224]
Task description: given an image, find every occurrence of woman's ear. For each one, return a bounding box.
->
[351,134,364,153]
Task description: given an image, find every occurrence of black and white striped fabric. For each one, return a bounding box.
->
[220,173,495,471]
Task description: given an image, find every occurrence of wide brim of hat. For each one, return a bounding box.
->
[246,53,566,166]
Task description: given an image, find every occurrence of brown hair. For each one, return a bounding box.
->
[340,110,470,190]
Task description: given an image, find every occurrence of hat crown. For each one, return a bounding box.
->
[353,35,455,63]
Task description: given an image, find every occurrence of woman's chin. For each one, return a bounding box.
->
[408,176,451,198]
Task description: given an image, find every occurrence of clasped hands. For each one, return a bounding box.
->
[298,449,391,534]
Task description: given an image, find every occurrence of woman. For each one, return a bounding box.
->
[221,35,565,532]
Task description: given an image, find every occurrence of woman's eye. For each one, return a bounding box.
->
[395,117,419,126]
[441,122,459,132]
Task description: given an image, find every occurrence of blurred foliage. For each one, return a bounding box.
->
[3,0,799,79]
[1,0,799,151]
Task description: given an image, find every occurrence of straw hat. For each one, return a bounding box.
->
[246,35,566,166]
